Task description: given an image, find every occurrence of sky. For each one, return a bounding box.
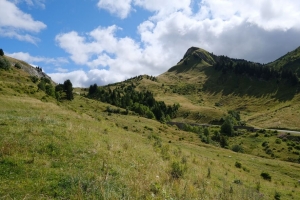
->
[1,0,300,87]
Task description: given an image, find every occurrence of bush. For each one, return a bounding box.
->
[30,76,39,83]
[231,144,244,153]
[260,172,271,181]
[235,161,242,168]
[14,62,22,69]
[221,116,234,136]
[0,49,4,56]
[170,161,186,179]
[0,56,10,70]
[265,148,273,155]
[275,138,282,144]
[262,141,268,147]
[220,135,229,148]
[274,191,281,200]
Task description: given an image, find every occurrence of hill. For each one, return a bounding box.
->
[145,46,300,130]
[1,50,300,199]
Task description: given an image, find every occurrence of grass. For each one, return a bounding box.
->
[1,56,300,199]
[1,94,300,199]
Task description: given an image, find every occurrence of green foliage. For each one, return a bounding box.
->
[231,144,244,153]
[0,49,4,56]
[89,83,98,95]
[235,161,242,168]
[214,56,299,86]
[14,62,22,69]
[228,110,240,122]
[260,172,271,181]
[88,83,179,121]
[220,135,229,148]
[275,138,282,144]
[221,116,234,136]
[170,161,186,179]
[274,191,281,200]
[30,76,39,83]
[64,79,74,100]
[204,128,210,137]
[0,56,10,70]
[41,77,51,84]
[45,84,55,97]
[38,81,46,91]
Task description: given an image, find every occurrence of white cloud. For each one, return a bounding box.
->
[55,0,300,87]
[7,52,69,66]
[10,0,45,8]
[0,0,46,43]
[55,67,69,73]
[198,0,300,31]
[134,0,192,20]
[48,69,126,87]
[97,0,133,19]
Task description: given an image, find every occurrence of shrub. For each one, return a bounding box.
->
[233,179,242,185]
[30,76,39,83]
[260,172,271,181]
[221,116,234,136]
[262,141,268,147]
[38,81,46,91]
[0,56,10,70]
[235,161,242,168]
[14,62,22,69]
[0,49,4,56]
[265,148,273,155]
[220,135,229,148]
[170,161,186,179]
[231,144,244,153]
[274,191,281,200]
[275,138,282,144]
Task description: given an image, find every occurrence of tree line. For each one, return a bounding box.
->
[88,83,179,121]
[32,76,73,101]
[214,56,299,85]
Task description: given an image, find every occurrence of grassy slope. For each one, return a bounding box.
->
[267,46,300,75]
[1,58,300,199]
[150,48,300,130]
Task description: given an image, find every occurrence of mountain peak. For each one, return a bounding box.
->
[183,47,200,59]
[181,47,215,65]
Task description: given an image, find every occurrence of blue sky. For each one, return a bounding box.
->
[1,0,300,87]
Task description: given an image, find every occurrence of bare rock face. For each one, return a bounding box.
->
[12,61,54,83]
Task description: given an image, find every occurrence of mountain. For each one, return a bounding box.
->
[100,46,300,130]
[161,46,300,128]
[1,49,300,199]
[267,46,300,75]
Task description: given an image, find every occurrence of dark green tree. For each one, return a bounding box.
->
[221,116,234,136]
[64,79,74,100]
[0,49,4,56]
[38,81,46,91]
[220,135,229,148]
[89,83,98,95]
[0,56,10,70]
[45,84,55,97]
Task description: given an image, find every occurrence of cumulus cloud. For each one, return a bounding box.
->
[134,0,192,20]
[54,0,300,87]
[0,0,46,43]
[198,0,300,31]
[48,69,126,87]
[97,0,133,19]
[7,52,69,66]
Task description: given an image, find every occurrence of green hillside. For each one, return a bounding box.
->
[1,50,300,199]
[267,46,300,76]
[151,47,300,130]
